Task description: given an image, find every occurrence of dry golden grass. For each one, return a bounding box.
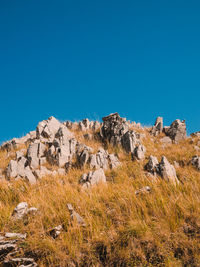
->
[0,131,200,266]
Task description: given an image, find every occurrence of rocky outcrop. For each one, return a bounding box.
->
[145,155,159,175]
[0,232,37,266]
[159,156,179,184]
[145,155,179,184]
[36,116,61,141]
[164,119,186,143]
[151,117,163,136]
[132,144,146,160]
[27,141,46,169]
[89,148,109,170]
[79,168,106,188]
[100,113,129,145]
[121,130,140,153]
[6,158,36,184]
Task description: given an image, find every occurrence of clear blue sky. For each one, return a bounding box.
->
[0,0,199,142]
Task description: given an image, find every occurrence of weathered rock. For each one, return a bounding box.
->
[158,156,179,184]
[12,202,28,220]
[164,119,186,143]
[4,257,37,266]
[67,204,86,226]
[55,125,74,145]
[47,138,77,167]
[121,130,140,153]
[151,117,163,136]
[6,157,36,184]
[27,141,46,169]
[0,242,17,256]
[77,145,93,168]
[100,113,129,145]
[132,144,146,160]
[89,148,109,170]
[36,116,61,141]
[145,156,159,175]
[6,160,18,178]
[49,225,63,239]
[108,154,121,169]
[135,186,151,195]
[5,233,27,239]
[79,168,106,188]
[12,202,37,220]
[190,156,200,171]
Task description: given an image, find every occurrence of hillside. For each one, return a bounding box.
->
[0,113,200,266]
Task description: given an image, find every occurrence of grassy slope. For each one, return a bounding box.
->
[0,128,200,266]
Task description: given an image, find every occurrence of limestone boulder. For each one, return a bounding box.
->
[151,117,163,136]
[164,119,186,143]
[36,116,61,141]
[145,155,159,175]
[121,130,140,153]
[100,113,129,145]
[79,168,106,188]
[132,144,146,160]
[158,156,179,184]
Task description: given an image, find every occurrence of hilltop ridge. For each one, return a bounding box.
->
[0,113,199,266]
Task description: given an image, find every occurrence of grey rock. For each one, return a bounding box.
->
[27,142,46,169]
[79,168,106,188]
[47,138,77,167]
[67,204,86,226]
[100,113,129,145]
[132,144,146,160]
[0,242,17,256]
[5,233,27,239]
[6,158,36,184]
[49,225,63,239]
[108,154,121,169]
[89,148,109,170]
[145,156,159,175]
[77,145,93,168]
[12,202,28,220]
[24,166,37,184]
[190,155,200,171]
[16,149,26,160]
[4,257,37,266]
[6,160,18,178]
[121,130,140,153]
[164,119,186,143]
[34,166,51,179]
[151,117,163,136]
[12,202,37,220]
[36,116,61,141]
[159,156,179,184]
